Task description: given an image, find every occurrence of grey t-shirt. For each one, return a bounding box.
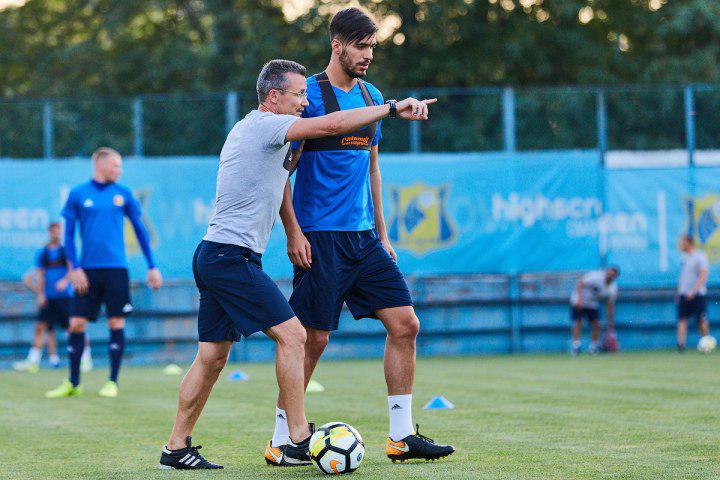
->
[678,250,709,295]
[204,109,299,253]
[570,270,618,309]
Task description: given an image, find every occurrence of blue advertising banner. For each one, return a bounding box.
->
[0,153,716,286]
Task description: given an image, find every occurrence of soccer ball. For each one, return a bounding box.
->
[309,422,364,474]
[697,335,717,353]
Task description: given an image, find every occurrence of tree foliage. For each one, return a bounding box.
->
[1,0,719,98]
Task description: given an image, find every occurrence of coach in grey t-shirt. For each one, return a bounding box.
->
[676,234,712,351]
[204,110,298,253]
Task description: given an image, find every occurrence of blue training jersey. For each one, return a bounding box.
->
[292,76,383,232]
[61,180,155,270]
[35,245,72,299]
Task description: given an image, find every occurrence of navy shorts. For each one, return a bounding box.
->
[678,295,707,323]
[289,230,413,332]
[71,268,132,322]
[193,240,296,342]
[571,306,599,323]
[39,297,71,330]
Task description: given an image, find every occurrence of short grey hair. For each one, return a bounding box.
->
[91,146,121,163]
[256,59,306,103]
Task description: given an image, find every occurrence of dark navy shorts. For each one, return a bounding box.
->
[571,306,600,323]
[678,295,707,323]
[39,297,71,330]
[193,240,296,342]
[71,268,132,321]
[289,230,413,332]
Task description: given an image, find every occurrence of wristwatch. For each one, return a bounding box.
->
[385,99,397,117]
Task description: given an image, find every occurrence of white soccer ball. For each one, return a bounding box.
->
[309,422,364,474]
[698,335,717,353]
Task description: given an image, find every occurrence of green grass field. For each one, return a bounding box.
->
[2,351,719,479]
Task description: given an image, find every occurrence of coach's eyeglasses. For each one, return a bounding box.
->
[278,89,308,99]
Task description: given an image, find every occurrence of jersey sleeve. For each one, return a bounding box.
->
[35,249,45,269]
[607,283,618,302]
[699,252,710,271]
[262,114,300,150]
[124,191,156,269]
[60,190,78,221]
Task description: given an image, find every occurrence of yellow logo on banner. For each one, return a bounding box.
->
[388,183,456,255]
[686,194,720,261]
[124,189,158,255]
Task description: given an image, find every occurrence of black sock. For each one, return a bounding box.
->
[68,332,85,387]
[109,328,125,383]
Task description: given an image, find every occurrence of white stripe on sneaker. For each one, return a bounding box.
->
[190,458,201,467]
[179,453,191,462]
[184,455,196,465]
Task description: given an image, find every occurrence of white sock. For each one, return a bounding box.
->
[271,407,290,447]
[49,354,60,364]
[82,345,92,361]
[27,347,42,363]
[388,394,414,441]
[589,341,598,350]
[572,340,581,349]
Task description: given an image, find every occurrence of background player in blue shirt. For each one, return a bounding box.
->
[46,147,162,399]
[13,222,71,372]
[269,8,454,465]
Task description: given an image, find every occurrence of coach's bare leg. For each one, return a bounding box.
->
[266,318,311,443]
[677,319,688,348]
[167,341,231,449]
[378,306,420,395]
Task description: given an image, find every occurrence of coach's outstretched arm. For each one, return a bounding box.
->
[285,97,437,143]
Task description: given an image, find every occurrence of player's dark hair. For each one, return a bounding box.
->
[329,8,377,44]
[683,234,694,245]
[608,265,621,276]
[257,59,307,103]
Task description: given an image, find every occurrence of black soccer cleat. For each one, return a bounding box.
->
[159,436,223,469]
[386,424,455,462]
[278,423,314,466]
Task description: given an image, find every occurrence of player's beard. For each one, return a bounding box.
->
[339,48,367,79]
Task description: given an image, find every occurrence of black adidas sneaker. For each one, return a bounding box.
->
[159,436,223,469]
[386,424,455,462]
[279,423,314,466]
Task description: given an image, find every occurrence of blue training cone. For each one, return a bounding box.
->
[423,395,455,410]
[227,370,250,382]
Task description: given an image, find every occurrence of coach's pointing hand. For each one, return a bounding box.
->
[397,98,437,121]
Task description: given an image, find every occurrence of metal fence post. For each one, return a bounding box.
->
[596,89,608,159]
[596,89,608,267]
[509,274,522,353]
[43,100,54,159]
[226,91,239,134]
[409,89,421,153]
[502,87,516,152]
[133,97,144,157]
[684,86,696,167]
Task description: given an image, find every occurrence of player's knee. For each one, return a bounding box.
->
[276,321,307,351]
[68,317,87,333]
[199,353,227,374]
[306,330,330,356]
[108,317,125,329]
[389,313,420,340]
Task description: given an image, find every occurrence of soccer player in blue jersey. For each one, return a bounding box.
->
[45,147,162,398]
[266,8,454,465]
[13,222,71,372]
